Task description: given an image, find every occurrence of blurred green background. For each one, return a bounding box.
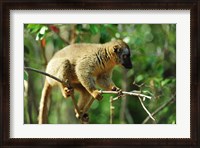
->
[24,24,176,124]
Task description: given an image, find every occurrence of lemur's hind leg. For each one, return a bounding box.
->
[57,59,74,98]
[75,84,92,123]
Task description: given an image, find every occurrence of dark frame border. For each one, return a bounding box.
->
[1,0,199,147]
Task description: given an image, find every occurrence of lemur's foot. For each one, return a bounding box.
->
[64,87,74,97]
[81,113,89,123]
[76,112,89,123]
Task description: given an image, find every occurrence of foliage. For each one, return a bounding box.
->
[24,24,176,124]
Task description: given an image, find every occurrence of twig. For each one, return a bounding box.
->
[138,97,155,121]
[107,90,154,123]
[110,96,114,124]
[99,90,152,100]
[133,81,145,88]
[111,90,143,101]
[142,96,175,124]
[24,67,69,86]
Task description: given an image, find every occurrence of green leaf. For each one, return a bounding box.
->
[24,71,28,81]
[76,24,83,31]
[27,24,43,33]
[36,32,43,40]
[135,75,143,82]
[39,26,48,34]
[35,26,48,40]
[89,25,99,34]
[161,79,171,86]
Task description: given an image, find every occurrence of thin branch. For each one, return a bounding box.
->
[105,90,154,123]
[133,81,145,88]
[99,90,152,100]
[110,96,114,124]
[112,95,122,101]
[138,97,155,121]
[24,67,69,86]
[142,96,175,124]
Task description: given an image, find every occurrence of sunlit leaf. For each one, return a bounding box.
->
[135,75,144,82]
[161,79,171,86]
[39,26,48,34]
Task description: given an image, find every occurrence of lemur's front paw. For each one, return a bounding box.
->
[111,86,120,91]
[111,86,123,96]
[92,90,103,101]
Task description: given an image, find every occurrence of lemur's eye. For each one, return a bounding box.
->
[123,55,127,59]
[113,45,119,53]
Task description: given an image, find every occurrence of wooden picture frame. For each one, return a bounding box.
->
[1,0,199,147]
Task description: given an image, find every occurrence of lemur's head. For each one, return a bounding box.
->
[110,40,133,69]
